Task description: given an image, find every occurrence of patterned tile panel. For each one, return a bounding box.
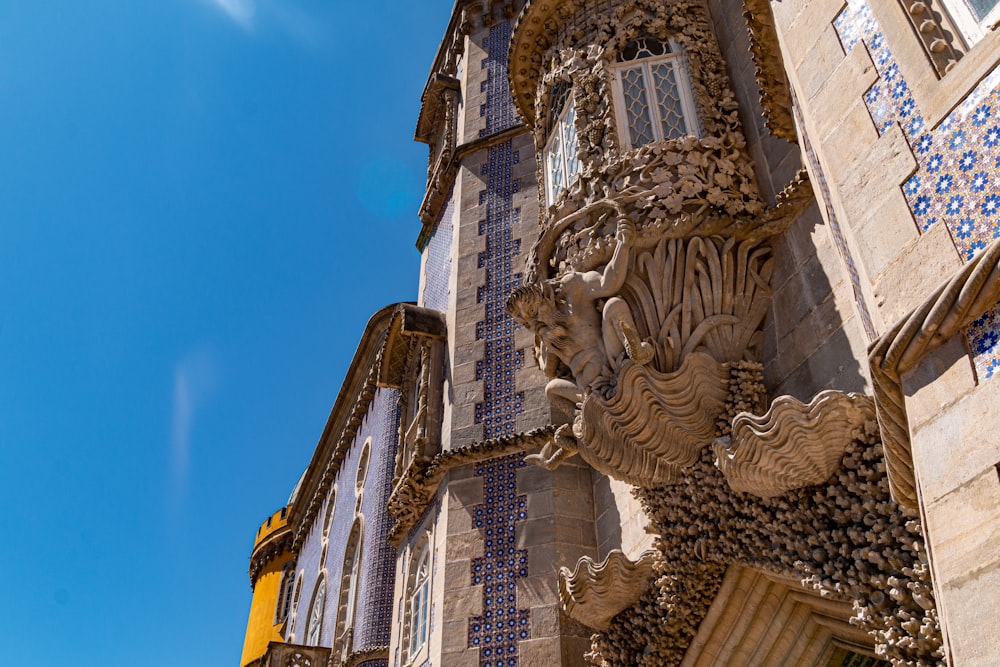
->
[481,21,520,136]
[421,190,455,312]
[473,139,525,440]
[467,19,531,667]
[355,388,402,651]
[468,455,530,667]
[833,0,1000,378]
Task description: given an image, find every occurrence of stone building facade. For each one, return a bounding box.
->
[240,0,1000,665]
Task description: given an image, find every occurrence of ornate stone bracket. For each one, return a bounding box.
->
[713,390,877,498]
[386,426,556,543]
[870,236,1000,510]
[559,549,660,630]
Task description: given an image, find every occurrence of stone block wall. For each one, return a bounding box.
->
[770,0,1000,659]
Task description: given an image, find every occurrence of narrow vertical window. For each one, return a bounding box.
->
[544,88,580,203]
[306,576,327,646]
[407,542,431,656]
[274,562,296,625]
[612,36,699,150]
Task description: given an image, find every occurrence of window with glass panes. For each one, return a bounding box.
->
[407,542,431,656]
[612,37,699,149]
[943,0,1000,44]
[543,91,581,203]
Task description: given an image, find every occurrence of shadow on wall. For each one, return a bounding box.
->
[763,202,868,401]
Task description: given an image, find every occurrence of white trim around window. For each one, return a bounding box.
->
[543,95,581,204]
[611,37,700,150]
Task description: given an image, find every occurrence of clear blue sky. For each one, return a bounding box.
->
[0,0,453,664]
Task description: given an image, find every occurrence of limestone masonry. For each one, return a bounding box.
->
[240,0,1000,665]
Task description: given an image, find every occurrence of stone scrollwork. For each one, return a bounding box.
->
[713,390,877,498]
[560,549,660,630]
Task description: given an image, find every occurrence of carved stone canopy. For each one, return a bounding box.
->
[376,304,446,390]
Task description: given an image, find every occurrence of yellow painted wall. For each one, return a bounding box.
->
[241,550,295,666]
[241,507,294,667]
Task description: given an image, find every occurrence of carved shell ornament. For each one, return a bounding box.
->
[713,391,878,497]
[559,549,660,630]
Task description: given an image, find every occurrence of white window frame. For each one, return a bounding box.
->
[611,38,700,150]
[543,95,581,204]
[305,575,327,646]
[942,0,1000,45]
[407,542,431,657]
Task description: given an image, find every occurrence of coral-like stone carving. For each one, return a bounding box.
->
[587,428,943,667]
[713,390,877,498]
[740,0,797,142]
[560,549,660,630]
[870,236,1000,509]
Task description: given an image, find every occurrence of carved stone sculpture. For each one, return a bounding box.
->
[560,549,660,630]
[870,236,1000,509]
[508,224,776,487]
[713,391,877,498]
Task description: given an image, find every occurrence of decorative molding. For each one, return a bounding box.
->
[713,391,877,498]
[895,0,964,76]
[385,426,557,543]
[249,531,294,586]
[560,549,659,630]
[740,0,797,141]
[290,305,401,551]
[869,236,1000,509]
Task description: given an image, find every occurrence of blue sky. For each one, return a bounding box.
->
[0,0,453,663]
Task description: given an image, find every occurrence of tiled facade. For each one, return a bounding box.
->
[288,387,400,663]
[243,0,1000,665]
[835,0,1000,377]
[420,191,454,313]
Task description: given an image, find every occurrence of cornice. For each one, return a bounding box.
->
[386,425,555,543]
[248,529,293,587]
[416,123,529,250]
[288,304,407,551]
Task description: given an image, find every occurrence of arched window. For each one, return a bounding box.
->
[406,539,432,658]
[333,519,364,655]
[274,561,297,626]
[305,574,327,646]
[356,438,372,493]
[288,570,304,642]
[543,84,580,203]
[612,36,699,149]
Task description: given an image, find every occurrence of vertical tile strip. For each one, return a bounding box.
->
[833,0,1000,377]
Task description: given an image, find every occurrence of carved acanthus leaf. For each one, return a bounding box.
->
[560,549,660,630]
[713,391,877,497]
